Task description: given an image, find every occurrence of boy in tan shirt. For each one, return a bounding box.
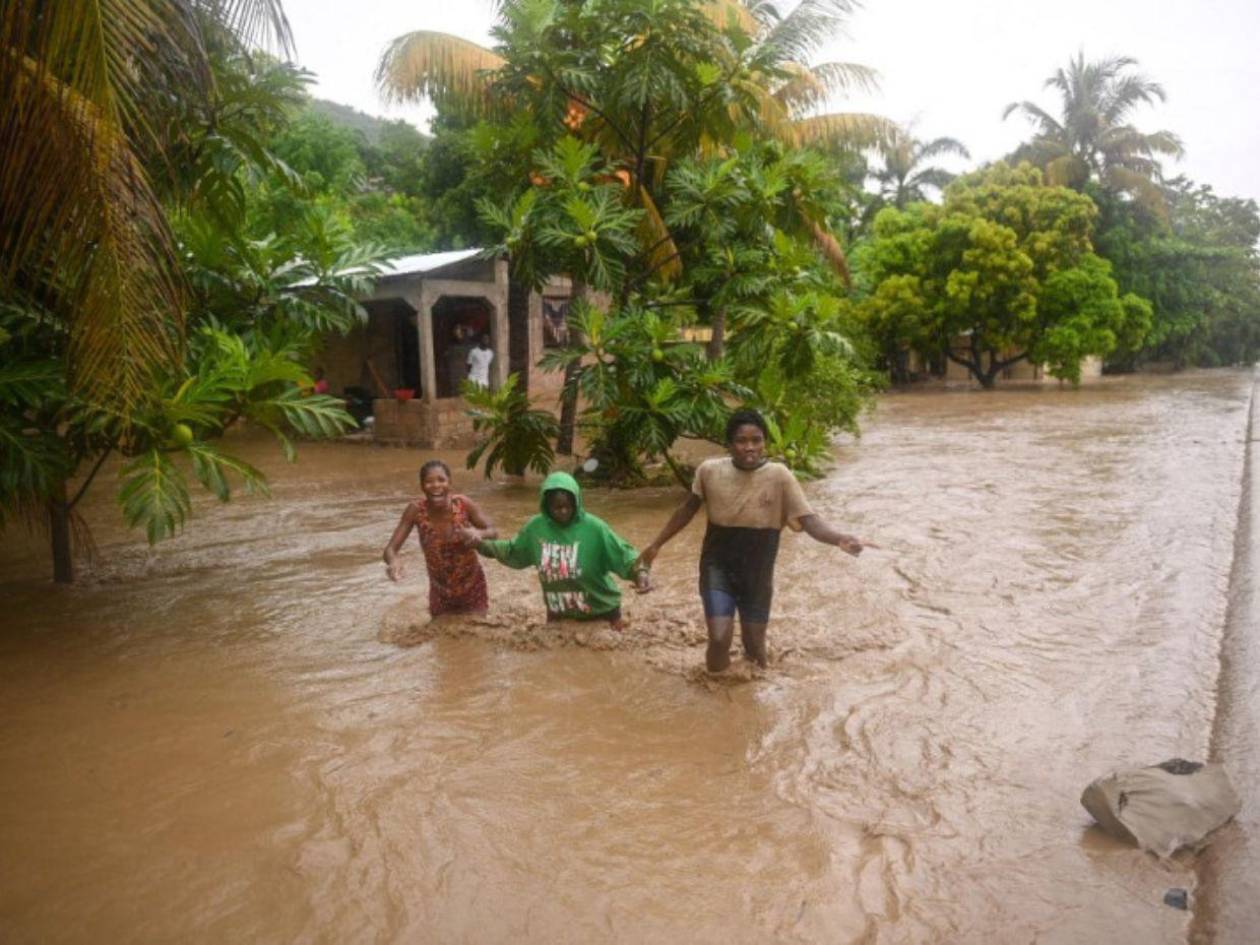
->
[638,409,865,672]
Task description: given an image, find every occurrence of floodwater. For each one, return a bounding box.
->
[1,370,1257,944]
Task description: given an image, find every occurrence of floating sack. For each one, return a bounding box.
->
[1080,759,1240,857]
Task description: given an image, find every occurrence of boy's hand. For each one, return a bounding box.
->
[386,560,405,582]
[836,534,863,557]
[634,568,653,594]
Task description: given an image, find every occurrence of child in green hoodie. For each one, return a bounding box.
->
[464,471,650,629]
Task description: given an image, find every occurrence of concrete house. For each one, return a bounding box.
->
[319,249,572,447]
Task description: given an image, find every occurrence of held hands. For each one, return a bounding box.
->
[455,526,482,548]
[631,550,655,594]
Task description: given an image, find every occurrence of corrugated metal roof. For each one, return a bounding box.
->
[376,248,485,278]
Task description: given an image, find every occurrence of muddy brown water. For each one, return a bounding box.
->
[2,371,1258,944]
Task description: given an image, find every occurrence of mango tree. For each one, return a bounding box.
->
[858,162,1151,387]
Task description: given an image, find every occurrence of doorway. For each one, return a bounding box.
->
[432,296,493,398]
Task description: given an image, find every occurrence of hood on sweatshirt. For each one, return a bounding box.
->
[539,470,585,523]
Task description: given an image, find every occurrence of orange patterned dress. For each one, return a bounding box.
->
[416,495,490,615]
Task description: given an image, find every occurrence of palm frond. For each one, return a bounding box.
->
[1002,100,1065,138]
[0,53,183,415]
[202,0,295,55]
[700,0,760,35]
[757,0,859,66]
[917,136,970,161]
[791,112,894,149]
[773,61,879,114]
[637,186,683,282]
[375,31,507,113]
[1105,166,1171,217]
[806,219,851,285]
[1043,153,1086,188]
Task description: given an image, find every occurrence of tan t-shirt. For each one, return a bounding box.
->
[691,458,813,531]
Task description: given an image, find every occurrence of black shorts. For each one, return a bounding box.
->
[698,525,780,623]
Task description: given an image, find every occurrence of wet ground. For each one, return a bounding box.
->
[1,370,1257,944]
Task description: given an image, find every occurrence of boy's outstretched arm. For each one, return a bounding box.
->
[475,528,537,570]
[637,493,702,569]
[800,513,864,557]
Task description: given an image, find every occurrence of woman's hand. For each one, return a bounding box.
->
[836,534,863,557]
[635,546,658,571]
[634,567,653,594]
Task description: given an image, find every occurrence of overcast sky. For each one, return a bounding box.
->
[282,0,1260,207]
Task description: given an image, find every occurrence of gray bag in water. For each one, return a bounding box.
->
[1080,759,1240,857]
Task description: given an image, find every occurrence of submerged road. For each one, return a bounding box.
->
[1,369,1257,943]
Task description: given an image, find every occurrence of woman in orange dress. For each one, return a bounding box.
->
[383,460,495,615]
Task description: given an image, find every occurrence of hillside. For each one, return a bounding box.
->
[308,98,429,146]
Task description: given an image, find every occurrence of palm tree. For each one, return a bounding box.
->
[376,0,889,449]
[1,1,295,580]
[1,0,293,418]
[869,125,969,209]
[1003,52,1183,209]
[375,0,890,278]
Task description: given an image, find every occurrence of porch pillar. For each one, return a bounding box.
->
[491,258,510,390]
[409,285,438,404]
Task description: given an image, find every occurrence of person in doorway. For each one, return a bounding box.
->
[445,324,469,393]
[310,367,330,395]
[466,471,650,630]
[637,409,867,673]
[466,334,494,389]
[383,460,497,617]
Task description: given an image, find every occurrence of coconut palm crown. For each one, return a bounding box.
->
[870,125,970,209]
[1003,52,1184,210]
[0,0,293,416]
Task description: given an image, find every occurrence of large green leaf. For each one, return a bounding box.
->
[119,449,192,544]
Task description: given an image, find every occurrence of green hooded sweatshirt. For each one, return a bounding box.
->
[476,471,640,619]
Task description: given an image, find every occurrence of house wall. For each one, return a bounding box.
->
[524,276,572,401]
[371,397,476,448]
[319,300,409,396]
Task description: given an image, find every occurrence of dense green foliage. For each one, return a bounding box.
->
[857,163,1151,387]
[464,374,560,479]
[1,13,386,581]
[252,103,437,250]
[383,0,885,480]
[1095,180,1260,368]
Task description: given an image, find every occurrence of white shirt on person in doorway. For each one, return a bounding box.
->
[467,344,494,387]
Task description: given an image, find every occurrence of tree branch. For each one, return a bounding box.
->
[68,447,112,510]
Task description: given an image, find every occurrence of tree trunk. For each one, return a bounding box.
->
[706,309,726,361]
[556,278,587,456]
[556,360,581,455]
[508,276,531,393]
[49,480,73,584]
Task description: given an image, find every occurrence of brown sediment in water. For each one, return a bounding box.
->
[0,370,1256,944]
[377,591,902,682]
